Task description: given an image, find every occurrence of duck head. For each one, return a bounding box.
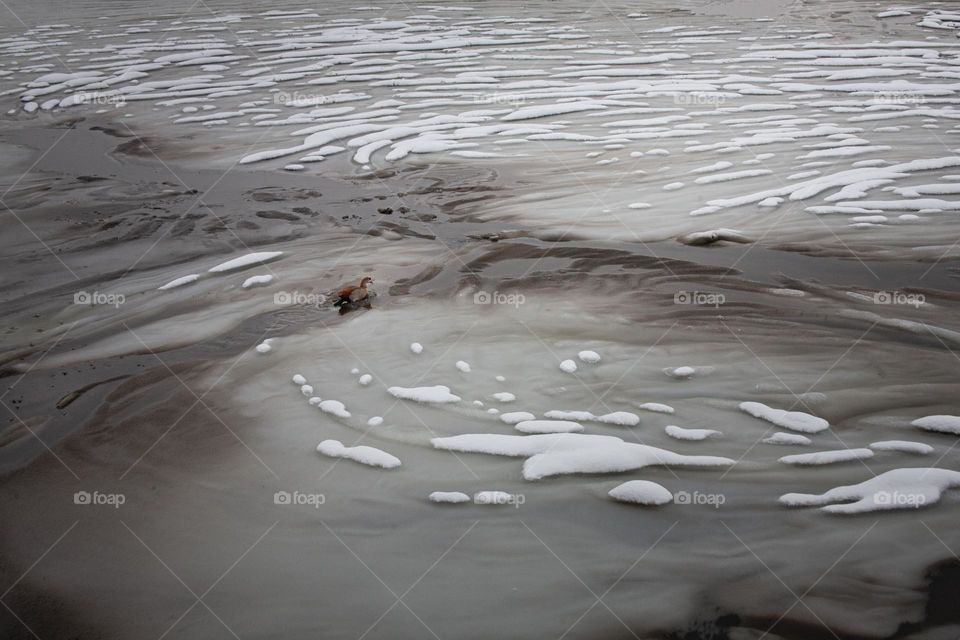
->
[360,276,374,288]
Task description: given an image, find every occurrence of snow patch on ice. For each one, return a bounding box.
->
[781,468,960,513]
[779,448,874,466]
[317,439,400,469]
[763,432,812,446]
[665,425,722,441]
[515,420,584,434]
[740,401,829,433]
[429,491,470,504]
[388,385,461,403]
[870,440,933,455]
[608,480,673,506]
[208,251,283,273]
[912,415,960,435]
[158,274,199,290]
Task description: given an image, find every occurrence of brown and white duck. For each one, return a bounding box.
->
[333,276,373,307]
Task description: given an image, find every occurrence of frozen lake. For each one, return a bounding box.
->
[1,1,960,639]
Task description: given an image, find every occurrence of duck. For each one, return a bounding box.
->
[333,276,373,307]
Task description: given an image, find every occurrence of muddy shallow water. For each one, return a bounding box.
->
[3,1,960,639]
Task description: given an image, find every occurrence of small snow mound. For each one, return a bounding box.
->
[492,392,516,402]
[455,360,471,373]
[545,410,596,421]
[208,251,284,273]
[367,416,384,427]
[665,425,722,441]
[740,401,829,433]
[500,411,536,424]
[158,274,199,291]
[515,420,584,434]
[388,385,461,403]
[300,384,314,397]
[241,274,273,289]
[870,440,933,455]
[780,468,960,514]
[358,374,372,386]
[779,448,874,466]
[763,432,812,446]
[316,440,400,469]
[664,366,696,379]
[559,359,578,373]
[912,415,960,435]
[638,402,674,414]
[350,368,360,375]
[430,433,735,481]
[429,491,470,504]
[495,375,506,382]
[255,338,275,354]
[578,350,601,364]
[609,480,673,506]
[308,397,323,407]
[410,342,423,354]
[318,400,351,419]
[596,411,640,426]
[292,374,307,386]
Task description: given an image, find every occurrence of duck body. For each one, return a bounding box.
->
[334,276,373,307]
